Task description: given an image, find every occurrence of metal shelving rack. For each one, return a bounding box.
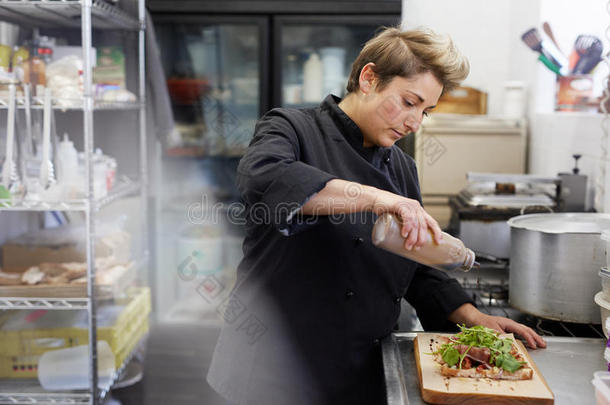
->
[0,0,148,404]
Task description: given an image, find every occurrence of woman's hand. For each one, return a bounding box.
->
[370,188,442,250]
[449,303,546,349]
[477,314,547,349]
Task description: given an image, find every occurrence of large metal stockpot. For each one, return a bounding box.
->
[508,213,610,323]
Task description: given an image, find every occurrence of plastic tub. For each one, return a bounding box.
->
[592,371,610,405]
[602,230,610,269]
[602,268,610,301]
[595,292,610,339]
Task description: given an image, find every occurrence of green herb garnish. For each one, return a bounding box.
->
[431,324,526,373]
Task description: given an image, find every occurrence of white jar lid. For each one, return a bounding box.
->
[602,230,610,242]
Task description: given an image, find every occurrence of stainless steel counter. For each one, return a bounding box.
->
[382,332,606,405]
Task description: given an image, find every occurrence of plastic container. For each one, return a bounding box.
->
[0,287,150,378]
[303,52,323,103]
[605,318,610,365]
[592,371,610,405]
[595,292,610,339]
[319,47,346,96]
[602,230,610,269]
[372,213,478,272]
[503,81,526,117]
[602,268,610,301]
[56,133,79,198]
[37,340,115,390]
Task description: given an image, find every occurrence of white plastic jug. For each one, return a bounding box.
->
[38,340,116,390]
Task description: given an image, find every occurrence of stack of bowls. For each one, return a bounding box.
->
[596,230,610,338]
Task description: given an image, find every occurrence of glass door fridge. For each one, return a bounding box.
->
[151,16,268,319]
[273,15,400,108]
[154,15,269,157]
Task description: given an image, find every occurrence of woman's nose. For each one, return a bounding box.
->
[403,113,421,133]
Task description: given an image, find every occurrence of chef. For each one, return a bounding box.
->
[207,27,546,405]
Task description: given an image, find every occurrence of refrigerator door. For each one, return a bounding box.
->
[273,15,400,108]
[154,15,269,157]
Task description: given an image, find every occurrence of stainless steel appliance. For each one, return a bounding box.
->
[508,213,610,324]
[412,114,528,229]
[449,172,560,259]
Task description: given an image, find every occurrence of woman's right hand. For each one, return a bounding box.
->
[370,188,442,250]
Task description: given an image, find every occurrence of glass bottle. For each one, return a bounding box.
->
[29,47,46,92]
[372,213,478,272]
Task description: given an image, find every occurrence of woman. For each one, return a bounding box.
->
[208,27,545,405]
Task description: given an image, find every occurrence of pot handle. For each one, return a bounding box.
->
[520,205,554,215]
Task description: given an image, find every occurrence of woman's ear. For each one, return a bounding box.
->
[359,62,377,95]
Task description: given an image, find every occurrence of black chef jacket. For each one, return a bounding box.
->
[207,95,473,405]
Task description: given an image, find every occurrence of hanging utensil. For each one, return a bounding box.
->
[573,35,603,74]
[521,27,568,75]
[542,22,564,56]
[569,35,602,73]
[1,83,22,195]
[23,83,35,157]
[39,87,55,189]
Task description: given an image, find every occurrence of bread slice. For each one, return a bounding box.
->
[440,364,533,380]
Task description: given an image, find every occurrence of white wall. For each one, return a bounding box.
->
[402,0,541,115]
[403,0,610,212]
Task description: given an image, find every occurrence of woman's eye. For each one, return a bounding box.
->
[403,99,414,107]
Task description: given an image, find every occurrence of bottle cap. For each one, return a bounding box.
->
[460,249,476,272]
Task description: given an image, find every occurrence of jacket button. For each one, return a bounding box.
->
[373,338,380,346]
[345,290,355,299]
[394,297,401,304]
[352,236,364,246]
[384,156,391,164]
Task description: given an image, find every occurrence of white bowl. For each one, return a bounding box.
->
[594,291,610,339]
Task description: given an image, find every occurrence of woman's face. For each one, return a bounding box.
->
[358,68,443,148]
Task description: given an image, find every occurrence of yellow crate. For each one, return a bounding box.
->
[0,315,149,379]
[0,287,150,358]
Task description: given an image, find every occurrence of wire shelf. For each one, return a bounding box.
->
[0,176,141,212]
[0,0,140,30]
[0,96,142,111]
[0,335,147,404]
[0,297,89,310]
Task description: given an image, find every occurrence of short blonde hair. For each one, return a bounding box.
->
[346,27,469,94]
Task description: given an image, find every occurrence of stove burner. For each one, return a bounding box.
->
[464,286,605,338]
[478,287,508,301]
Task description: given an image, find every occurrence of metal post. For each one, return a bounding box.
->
[81,0,98,403]
[138,0,150,285]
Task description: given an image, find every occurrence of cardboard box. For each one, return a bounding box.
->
[1,226,131,273]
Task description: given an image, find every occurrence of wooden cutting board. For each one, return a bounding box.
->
[413,333,554,404]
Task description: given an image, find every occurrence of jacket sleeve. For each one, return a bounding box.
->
[404,266,474,332]
[400,151,475,331]
[237,109,337,236]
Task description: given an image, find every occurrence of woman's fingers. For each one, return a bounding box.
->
[393,202,440,250]
[404,214,419,250]
[415,214,428,248]
[424,213,443,243]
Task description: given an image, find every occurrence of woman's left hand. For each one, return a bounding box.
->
[474,313,547,349]
[449,303,546,349]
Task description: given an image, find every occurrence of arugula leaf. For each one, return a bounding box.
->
[441,346,460,366]
[501,355,525,373]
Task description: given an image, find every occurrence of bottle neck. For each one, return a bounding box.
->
[460,249,476,272]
